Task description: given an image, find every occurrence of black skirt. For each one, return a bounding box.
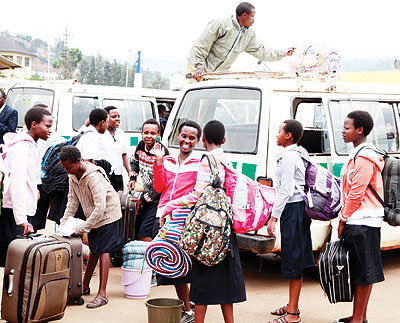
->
[280,201,314,279]
[342,224,385,285]
[88,218,124,254]
[189,234,246,305]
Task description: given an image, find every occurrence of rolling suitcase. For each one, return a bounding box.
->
[111,190,140,266]
[317,239,354,303]
[1,235,71,323]
[118,189,140,244]
[52,235,84,305]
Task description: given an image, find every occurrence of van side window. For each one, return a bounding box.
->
[73,96,99,131]
[329,100,398,154]
[103,99,154,132]
[168,87,261,154]
[6,88,54,127]
[293,98,330,155]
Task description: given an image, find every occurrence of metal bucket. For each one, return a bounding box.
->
[145,298,183,323]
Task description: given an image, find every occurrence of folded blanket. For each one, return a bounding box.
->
[122,241,151,271]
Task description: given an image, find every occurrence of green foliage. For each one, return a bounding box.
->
[76,56,169,88]
[56,47,83,80]
[28,74,44,81]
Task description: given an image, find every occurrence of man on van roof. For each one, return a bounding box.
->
[187,2,295,81]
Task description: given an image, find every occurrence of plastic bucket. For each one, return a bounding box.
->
[146,298,183,323]
[121,268,152,299]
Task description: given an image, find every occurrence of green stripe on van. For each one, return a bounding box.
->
[62,136,71,140]
[333,163,344,177]
[130,137,139,146]
[320,163,327,169]
[231,162,237,169]
[242,163,256,180]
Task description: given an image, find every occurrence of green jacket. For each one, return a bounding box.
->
[187,15,286,72]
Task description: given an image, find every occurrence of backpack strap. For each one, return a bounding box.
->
[353,145,386,208]
[201,154,222,188]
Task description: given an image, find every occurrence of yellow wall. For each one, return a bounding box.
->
[340,70,400,84]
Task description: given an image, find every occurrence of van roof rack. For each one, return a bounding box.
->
[197,70,335,83]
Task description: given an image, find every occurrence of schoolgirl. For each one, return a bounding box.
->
[266,119,314,323]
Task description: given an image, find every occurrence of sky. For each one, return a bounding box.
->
[2,0,399,70]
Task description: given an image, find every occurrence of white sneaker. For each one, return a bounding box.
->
[181,311,194,323]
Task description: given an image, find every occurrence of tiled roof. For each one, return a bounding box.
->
[0,37,36,56]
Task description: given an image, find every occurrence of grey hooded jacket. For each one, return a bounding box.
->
[187,15,286,73]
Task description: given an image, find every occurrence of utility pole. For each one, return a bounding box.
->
[125,50,131,87]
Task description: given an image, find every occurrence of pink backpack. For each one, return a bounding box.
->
[222,163,276,233]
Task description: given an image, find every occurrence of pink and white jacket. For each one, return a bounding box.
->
[341,143,385,226]
[153,151,201,209]
[163,148,227,215]
[2,132,39,225]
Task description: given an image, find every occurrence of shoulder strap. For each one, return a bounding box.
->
[201,154,223,188]
[201,154,219,176]
[353,145,386,208]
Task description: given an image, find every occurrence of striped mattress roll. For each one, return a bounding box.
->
[145,237,191,278]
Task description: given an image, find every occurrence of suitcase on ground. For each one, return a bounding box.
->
[317,239,354,303]
[111,190,140,267]
[52,235,84,305]
[118,189,140,244]
[1,234,71,323]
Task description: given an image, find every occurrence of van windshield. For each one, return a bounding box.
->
[329,100,399,154]
[169,87,261,153]
[103,99,154,132]
[6,87,54,127]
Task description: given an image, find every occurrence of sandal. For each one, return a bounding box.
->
[82,288,90,296]
[86,295,108,309]
[269,312,301,323]
[271,305,300,316]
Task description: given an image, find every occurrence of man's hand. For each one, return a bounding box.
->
[20,222,34,236]
[193,67,205,81]
[267,217,277,237]
[338,220,345,238]
[285,47,296,56]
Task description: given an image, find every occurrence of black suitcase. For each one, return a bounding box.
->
[317,239,354,303]
[118,189,141,244]
[110,190,140,266]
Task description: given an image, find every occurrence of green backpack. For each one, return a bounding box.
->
[178,154,233,267]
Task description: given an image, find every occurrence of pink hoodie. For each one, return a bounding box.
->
[2,132,39,225]
[153,151,200,208]
[341,143,385,224]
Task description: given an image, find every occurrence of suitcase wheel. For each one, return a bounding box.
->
[69,297,85,306]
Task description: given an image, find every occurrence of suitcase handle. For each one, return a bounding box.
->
[4,269,14,296]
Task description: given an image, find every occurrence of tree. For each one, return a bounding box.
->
[77,58,90,84]
[54,47,83,80]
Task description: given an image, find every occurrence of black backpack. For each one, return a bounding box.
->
[354,146,400,226]
[41,133,84,193]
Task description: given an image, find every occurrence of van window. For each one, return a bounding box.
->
[329,100,399,154]
[6,87,54,127]
[72,96,99,131]
[293,98,330,155]
[103,99,154,132]
[169,87,261,153]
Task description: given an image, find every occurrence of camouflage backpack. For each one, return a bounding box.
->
[178,154,233,266]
